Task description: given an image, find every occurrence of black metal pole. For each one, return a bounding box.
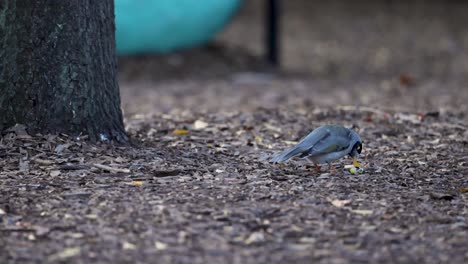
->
[265,0,280,67]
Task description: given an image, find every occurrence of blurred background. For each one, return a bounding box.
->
[116,0,468,120]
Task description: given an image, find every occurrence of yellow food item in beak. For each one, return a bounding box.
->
[353,157,362,167]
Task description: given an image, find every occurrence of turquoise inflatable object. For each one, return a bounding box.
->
[115,0,241,55]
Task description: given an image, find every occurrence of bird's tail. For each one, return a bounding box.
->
[270,145,304,163]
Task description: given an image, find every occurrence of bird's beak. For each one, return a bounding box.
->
[353,157,361,167]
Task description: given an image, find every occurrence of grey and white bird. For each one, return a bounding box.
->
[270,124,362,170]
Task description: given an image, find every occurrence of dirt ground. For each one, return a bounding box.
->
[1,1,468,263]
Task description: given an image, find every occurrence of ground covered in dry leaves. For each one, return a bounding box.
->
[1,100,467,263]
[2,1,468,263]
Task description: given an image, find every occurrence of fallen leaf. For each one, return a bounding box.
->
[330,199,351,208]
[35,226,51,236]
[54,144,70,154]
[388,227,404,233]
[155,241,168,251]
[19,159,29,171]
[193,120,208,130]
[427,138,440,145]
[48,247,81,261]
[298,237,316,244]
[178,231,188,243]
[123,241,137,250]
[287,243,312,251]
[132,181,143,185]
[85,214,98,220]
[245,232,265,245]
[351,209,373,215]
[264,123,282,132]
[283,140,298,145]
[50,170,61,177]
[460,188,468,194]
[115,157,126,163]
[172,129,189,135]
[255,136,263,144]
[70,233,84,239]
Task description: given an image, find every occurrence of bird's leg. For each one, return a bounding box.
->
[328,163,338,174]
[307,158,321,173]
[314,163,321,173]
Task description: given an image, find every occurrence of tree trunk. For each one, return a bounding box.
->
[0,0,128,142]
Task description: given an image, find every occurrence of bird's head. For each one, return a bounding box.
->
[348,130,362,167]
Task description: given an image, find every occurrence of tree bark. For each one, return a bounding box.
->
[0,0,128,142]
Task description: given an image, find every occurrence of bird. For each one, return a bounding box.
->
[270,124,362,172]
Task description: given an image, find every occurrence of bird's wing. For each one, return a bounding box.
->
[270,128,330,163]
[296,126,330,148]
[300,133,350,158]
